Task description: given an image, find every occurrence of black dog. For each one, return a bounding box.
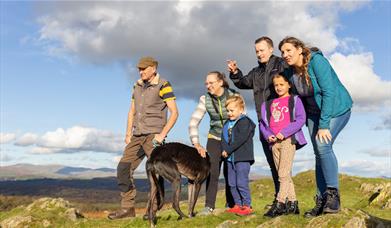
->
[146,142,210,227]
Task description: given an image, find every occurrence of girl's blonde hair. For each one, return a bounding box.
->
[226,94,245,111]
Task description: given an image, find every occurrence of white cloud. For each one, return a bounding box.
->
[30,147,62,154]
[1,154,13,162]
[329,52,391,111]
[360,148,391,158]
[0,133,16,144]
[374,114,391,130]
[13,126,124,154]
[14,133,39,146]
[338,37,364,54]
[292,157,315,174]
[34,1,382,109]
[340,160,391,177]
[35,1,346,58]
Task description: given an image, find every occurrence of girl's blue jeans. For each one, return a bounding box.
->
[307,110,351,195]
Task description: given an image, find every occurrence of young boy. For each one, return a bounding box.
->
[221,94,256,216]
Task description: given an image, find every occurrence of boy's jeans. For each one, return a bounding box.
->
[227,161,251,206]
[307,111,351,195]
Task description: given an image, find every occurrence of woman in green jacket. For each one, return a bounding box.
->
[279,37,353,217]
[189,71,235,215]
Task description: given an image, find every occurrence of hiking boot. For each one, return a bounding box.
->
[198,206,214,216]
[263,200,276,215]
[286,201,300,215]
[108,208,135,220]
[304,195,324,218]
[264,199,277,209]
[323,188,340,213]
[264,202,286,218]
[236,205,254,216]
[225,205,242,213]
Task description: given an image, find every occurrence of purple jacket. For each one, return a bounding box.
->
[259,95,307,150]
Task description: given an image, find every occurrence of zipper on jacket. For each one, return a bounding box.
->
[218,97,224,127]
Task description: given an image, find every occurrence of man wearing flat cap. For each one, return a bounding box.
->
[109,56,179,219]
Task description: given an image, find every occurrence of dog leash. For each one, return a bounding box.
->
[152,138,166,148]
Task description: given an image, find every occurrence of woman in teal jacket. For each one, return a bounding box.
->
[279,37,353,217]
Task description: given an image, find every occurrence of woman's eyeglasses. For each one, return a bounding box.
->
[204,80,218,86]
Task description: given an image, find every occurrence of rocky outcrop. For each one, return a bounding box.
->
[0,215,33,228]
[343,210,391,228]
[26,197,70,211]
[256,216,284,228]
[360,182,391,209]
[252,208,391,228]
[216,220,238,228]
[0,198,84,228]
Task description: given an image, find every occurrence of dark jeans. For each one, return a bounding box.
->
[261,137,280,197]
[227,161,251,206]
[205,138,234,209]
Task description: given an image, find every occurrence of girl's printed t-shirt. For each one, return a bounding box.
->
[270,96,291,135]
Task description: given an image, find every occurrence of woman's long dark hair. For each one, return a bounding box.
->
[279,37,319,87]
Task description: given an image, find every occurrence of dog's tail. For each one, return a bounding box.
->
[147,162,165,210]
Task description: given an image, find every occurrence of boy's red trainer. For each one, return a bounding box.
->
[225,205,242,213]
[236,205,254,216]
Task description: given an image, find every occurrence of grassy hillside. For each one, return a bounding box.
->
[1,171,390,227]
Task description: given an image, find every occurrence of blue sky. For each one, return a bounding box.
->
[1,1,390,178]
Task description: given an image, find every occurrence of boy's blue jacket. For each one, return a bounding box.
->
[221,115,255,164]
[285,51,353,129]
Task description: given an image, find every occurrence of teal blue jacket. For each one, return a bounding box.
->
[287,51,353,129]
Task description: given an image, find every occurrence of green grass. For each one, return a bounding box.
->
[1,171,390,227]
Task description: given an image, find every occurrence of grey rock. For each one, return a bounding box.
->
[216,220,238,228]
[0,215,33,228]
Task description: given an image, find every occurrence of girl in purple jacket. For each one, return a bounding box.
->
[260,74,307,218]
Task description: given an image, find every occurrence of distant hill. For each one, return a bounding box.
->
[0,163,268,181]
[0,177,148,207]
[0,164,147,180]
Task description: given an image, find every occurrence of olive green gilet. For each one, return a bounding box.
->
[205,88,236,139]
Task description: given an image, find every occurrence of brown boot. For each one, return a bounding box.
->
[108,208,135,220]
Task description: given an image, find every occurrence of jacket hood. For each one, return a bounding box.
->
[225,115,255,129]
[310,50,323,60]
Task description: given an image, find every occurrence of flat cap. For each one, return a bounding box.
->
[137,56,158,68]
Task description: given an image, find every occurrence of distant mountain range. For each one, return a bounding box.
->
[0,164,146,180]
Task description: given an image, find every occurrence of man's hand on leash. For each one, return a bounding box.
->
[222,151,228,158]
[194,143,207,158]
[152,138,165,148]
[154,134,165,144]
